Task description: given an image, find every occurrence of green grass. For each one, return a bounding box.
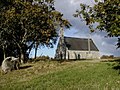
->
[0,60,120,90]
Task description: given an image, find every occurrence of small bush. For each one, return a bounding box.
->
[101,55,114,59]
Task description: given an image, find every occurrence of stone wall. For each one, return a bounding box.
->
[66,50,100,59]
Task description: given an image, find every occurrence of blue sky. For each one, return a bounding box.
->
[30,0,120,58]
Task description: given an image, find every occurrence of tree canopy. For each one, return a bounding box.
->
[74,0,120,48]
[0,0,71,63]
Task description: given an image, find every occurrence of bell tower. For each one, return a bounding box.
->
[59,27,66,59]
[59,27,64,45]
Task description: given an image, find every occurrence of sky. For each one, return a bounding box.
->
[30,0,120,58]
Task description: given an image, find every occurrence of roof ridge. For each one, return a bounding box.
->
[64,36,91,40]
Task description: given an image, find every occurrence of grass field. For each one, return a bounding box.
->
[0,59,120,90]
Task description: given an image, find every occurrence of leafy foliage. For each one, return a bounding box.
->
[74,0,120,48]
[0,0,71,62]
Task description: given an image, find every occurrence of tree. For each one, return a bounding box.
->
[74,0,120,48]
[0,0,71,63]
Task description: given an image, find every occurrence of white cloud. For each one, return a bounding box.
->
[70,0,81,5]
[70,0,95,5]
[92,34,119,56]
[101,42,105,46]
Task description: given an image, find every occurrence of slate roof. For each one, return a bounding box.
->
[64,37,99,51]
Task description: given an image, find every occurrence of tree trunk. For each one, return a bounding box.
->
[20,52,24,63]
[34,42,38,59]
[3,45,6,60]
[17,43,26,63]
[34,47,37,59]
[19,46,25,64]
